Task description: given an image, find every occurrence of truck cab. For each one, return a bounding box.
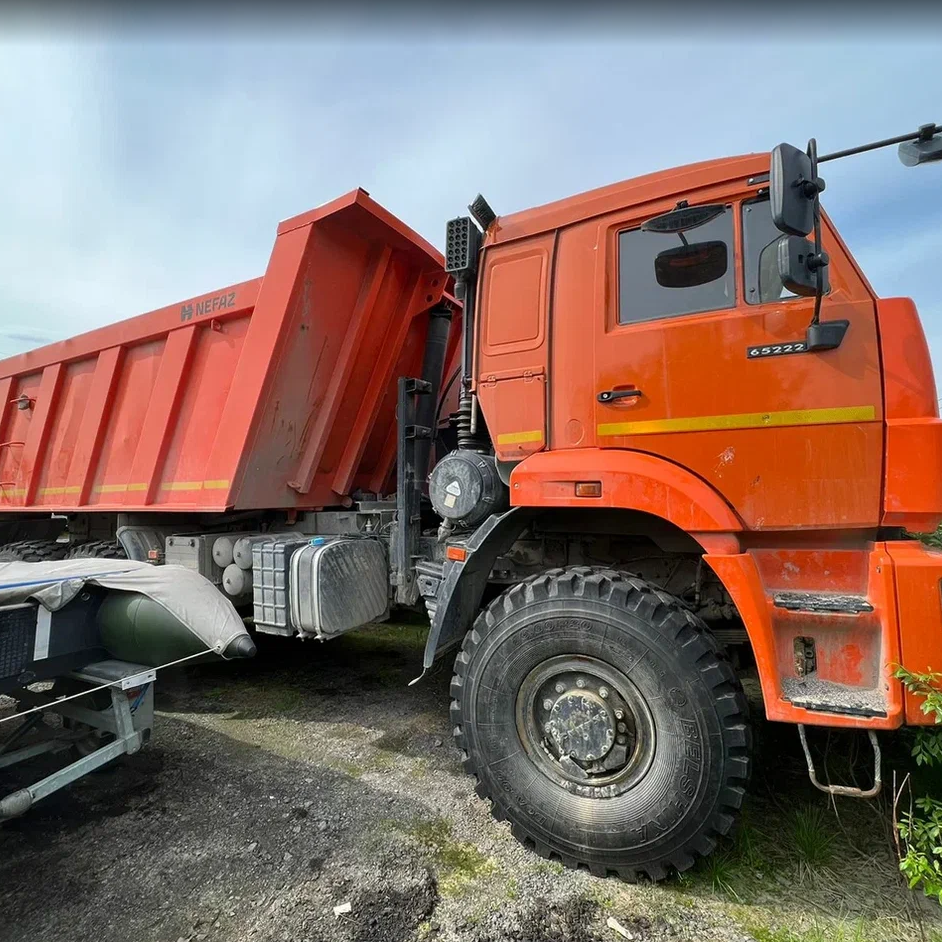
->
[437,151,942,732]
[476,153,941,536]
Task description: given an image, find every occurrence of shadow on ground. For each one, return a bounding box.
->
[3,616,941,942]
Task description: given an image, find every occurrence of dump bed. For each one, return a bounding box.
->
[0,189,457,513]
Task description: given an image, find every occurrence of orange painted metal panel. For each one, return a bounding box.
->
[475,231,553,463]
[619,424,884,530]
[887,540,942,724]
[490,154,768,246]
[0,373,42,501]
[16,363,65,506]
[0,190,454,514]
[480,167,887,532]
[150,318,252,508]
[706,546,903,730]
[33,358,97,506]
[479,371,547,462]
[86,339,167,506]
[128,324,199,507]
[876,297,942,531]
[65,347,124,505]
[509,447,743,533]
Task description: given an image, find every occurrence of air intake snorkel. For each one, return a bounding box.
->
[444,194,497,451]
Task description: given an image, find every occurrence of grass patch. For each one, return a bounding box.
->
[342,620,428,653]
[791,804,836,881]
[270,687,303,713]
[742,915,882,942]
[405,817,496,896]
[679,812,770,901]
[698,849,742,899]
[329,758,365,779]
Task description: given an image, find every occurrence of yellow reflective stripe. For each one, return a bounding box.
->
[496,429,544,445]
[598,405,876,437]
[89,480,228,495]
[94,483,144,494]
[93,483,147,494]
[0,488,26,497]
[159,480,230,491]
[37,485,81,496]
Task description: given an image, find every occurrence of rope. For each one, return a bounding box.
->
[0,649,212,726]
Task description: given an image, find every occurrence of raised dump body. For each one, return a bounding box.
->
[0,189,457,514]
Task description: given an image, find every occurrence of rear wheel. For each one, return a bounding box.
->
[451,567,751,881]
[0,539,69,562]
[65,540,127,560]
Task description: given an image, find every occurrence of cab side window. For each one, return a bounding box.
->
[618,206,735,325]
[742,197,800,305]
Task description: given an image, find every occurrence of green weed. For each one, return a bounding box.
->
[405,817,496,896]
[791,804,836,880]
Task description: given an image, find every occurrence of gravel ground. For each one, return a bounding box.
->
[1,621,939,942]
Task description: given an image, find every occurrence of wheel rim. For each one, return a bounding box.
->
[514,654,656,797]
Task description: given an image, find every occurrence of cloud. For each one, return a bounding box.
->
[0,27,940,388]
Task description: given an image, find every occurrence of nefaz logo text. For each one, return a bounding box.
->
[180,292,237,322]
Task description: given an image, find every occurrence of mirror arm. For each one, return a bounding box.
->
[818,122,941,163]
[807,138,827,327]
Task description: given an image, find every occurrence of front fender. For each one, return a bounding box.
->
[420,450,744,674]
[509,448,744,538]
[420,507,538,672]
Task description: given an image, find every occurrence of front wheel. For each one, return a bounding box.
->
[451,567,751,881]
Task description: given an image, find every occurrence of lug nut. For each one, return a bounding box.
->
[576,678,587,689]
[617,735,627,745]
[555,683,566,694]
[617,723,627,733]
[614,710,625,720]
[598,686,609,699]
[543,699,554,711]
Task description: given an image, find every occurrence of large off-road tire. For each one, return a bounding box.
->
[451,567,751,881]
[0,539,70,562]
[65,540,127,560]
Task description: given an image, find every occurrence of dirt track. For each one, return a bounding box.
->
[1,621,939,942]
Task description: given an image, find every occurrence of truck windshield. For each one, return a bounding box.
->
[742,198,800,305]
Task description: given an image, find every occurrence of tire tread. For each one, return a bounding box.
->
[451,565,752,882]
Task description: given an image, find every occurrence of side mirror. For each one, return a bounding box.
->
[776,235,830,298]
[769,143,824,236]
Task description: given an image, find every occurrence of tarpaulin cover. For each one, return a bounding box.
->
[0,559,248,658]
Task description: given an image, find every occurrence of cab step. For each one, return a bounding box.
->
[781,676,887,718]
[773,592,873,614]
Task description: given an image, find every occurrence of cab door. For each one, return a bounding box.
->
[591,196,884,530]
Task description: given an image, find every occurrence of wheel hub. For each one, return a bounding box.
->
[515,656,655,795]
[545,691,615,762]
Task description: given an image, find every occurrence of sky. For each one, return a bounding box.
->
[1,9,941,383]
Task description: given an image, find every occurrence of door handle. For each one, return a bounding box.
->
[597,388,643,403]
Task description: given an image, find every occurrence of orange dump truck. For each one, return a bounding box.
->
[1,123,941,879]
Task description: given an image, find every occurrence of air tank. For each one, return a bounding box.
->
[211,531,259,568]
[222,564,252,597]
